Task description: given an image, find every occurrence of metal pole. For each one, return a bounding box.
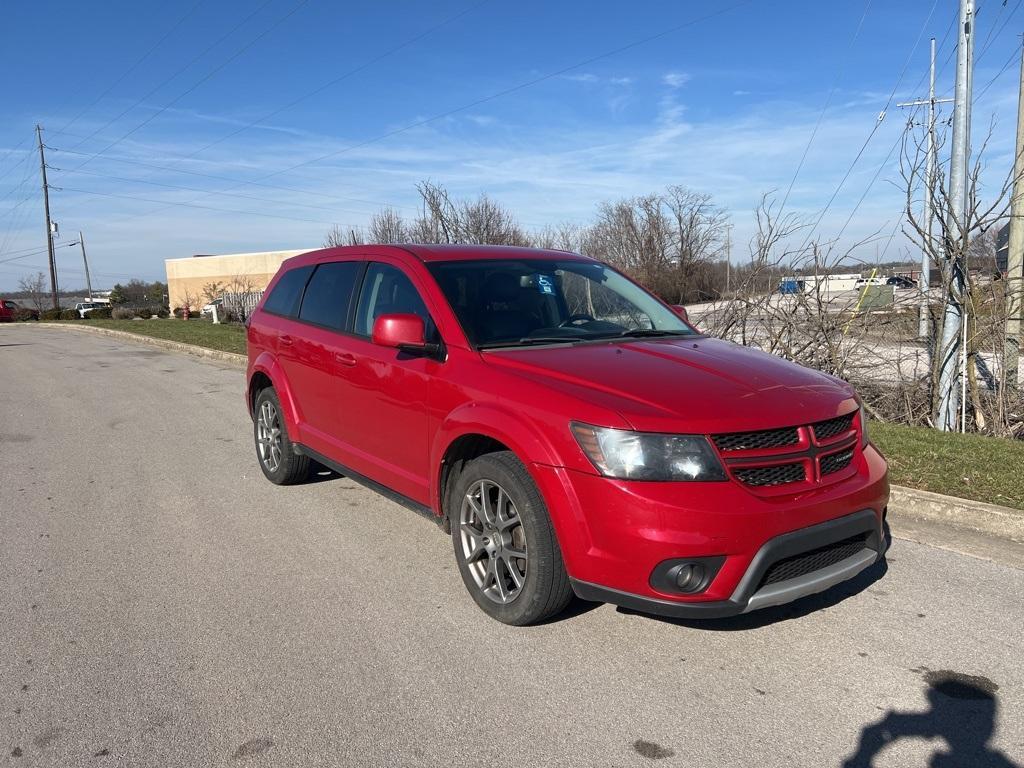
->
[921,37,937,340]
[1005,41,1024,393]
[935,0,974,431]
[78,231,93,300]
[36,125,59,310]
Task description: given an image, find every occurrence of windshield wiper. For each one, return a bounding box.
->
[479,337,584,349]
[606,329,689,338]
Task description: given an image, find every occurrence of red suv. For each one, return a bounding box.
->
[0,299,38,321]
[246,245,889,625]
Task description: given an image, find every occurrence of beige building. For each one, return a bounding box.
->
[165,248,313,310]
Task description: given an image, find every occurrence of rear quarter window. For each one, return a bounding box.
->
[262,265,313,318]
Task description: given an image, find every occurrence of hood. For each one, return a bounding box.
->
[484,336,857,434]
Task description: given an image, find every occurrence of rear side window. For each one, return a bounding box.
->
[262,265,313,318]
[298,261,362,331]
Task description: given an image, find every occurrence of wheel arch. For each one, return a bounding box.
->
[247,352,301,440]
[431,404,562,531]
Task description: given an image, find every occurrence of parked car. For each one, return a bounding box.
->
[886,276,917,289]
[74,301,109,318]
[0,299,38,321]
[855,277,885,288]
[246,245,889,625]
[201,297,224,316]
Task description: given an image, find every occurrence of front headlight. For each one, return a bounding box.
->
[570,423,726,481]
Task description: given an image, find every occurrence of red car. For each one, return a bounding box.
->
[0,299,38,321]
[246,245,889,625]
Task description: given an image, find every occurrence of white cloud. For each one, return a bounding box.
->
[662,72,691,88]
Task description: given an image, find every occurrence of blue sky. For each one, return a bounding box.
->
[0,0,1021,290]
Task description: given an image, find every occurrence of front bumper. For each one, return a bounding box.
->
[571,508,885,618]
[530,442,889,616]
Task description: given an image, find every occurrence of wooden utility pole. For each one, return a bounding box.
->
[35,125,59,310]
[78,231,93,300]
[1005,42,1024,393]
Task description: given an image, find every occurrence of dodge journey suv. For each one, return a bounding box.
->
[246,244,889,625]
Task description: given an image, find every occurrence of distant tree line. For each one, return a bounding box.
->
[322,180,734,305]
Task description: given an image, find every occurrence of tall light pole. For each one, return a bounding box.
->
[78,231,94,300]
[935,0,975,431]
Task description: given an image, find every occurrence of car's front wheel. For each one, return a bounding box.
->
[253,386,310,485]
[451,451,572,625]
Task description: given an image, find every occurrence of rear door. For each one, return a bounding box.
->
[285,260,365,455]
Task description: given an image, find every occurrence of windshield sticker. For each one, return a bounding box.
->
[537,274,555,295]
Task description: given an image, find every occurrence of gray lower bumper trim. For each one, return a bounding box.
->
[743,549,878,613]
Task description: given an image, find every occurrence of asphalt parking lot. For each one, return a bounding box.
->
[2,326,1022,767]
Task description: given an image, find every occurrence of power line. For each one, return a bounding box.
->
[57,185,359,228]
[51,1,207,140]
[779,0,874,215]
[180,0,491,162]
[90,0,756,226]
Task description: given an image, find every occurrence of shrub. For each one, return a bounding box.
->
[89,306,113,319]
[156,308,170,319]
[172,307,199,318]
[59,309,79,320]
[40,308,62,321]
[13,307,37,321]
[134,307,153,319]
[111,307,133,320]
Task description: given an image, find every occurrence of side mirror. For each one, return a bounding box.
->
[372,313,433,353]
[670,305,689,322]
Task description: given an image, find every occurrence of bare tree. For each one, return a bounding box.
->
[368,208,408,243]
[17,272,47,313]
[323,224,364,247]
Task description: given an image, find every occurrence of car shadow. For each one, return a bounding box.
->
[307,462,344,484]
[841,672,1020,767]
[614,523,894,631]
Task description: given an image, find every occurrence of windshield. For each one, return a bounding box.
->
[426,259,694,348]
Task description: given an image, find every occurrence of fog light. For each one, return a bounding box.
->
[674,563,706,593]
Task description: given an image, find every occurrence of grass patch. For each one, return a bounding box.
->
[52,318,248,355]
[871,421,1024,510]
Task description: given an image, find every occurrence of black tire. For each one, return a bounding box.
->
[253,386,310,485]
[450,451,572,625]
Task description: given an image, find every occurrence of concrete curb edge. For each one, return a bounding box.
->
[30,321,247,368]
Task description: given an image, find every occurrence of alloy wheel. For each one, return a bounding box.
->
[458,479,528,604]
[256,399,283,473]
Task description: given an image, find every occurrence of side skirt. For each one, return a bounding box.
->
[295,444,443,529]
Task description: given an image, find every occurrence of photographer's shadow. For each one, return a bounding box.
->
[842,672,1019,768]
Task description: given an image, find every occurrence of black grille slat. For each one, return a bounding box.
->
[758,534,869,588]
[820,448,854,476]
[712,427,799,452]
[733,463,805,487]
[813,413,855,441]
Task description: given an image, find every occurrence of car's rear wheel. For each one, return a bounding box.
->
[253,387,310,485]
[451,451,572,625]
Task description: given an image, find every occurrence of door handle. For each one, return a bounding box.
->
[334,352,357,367]
[279,334,294,347]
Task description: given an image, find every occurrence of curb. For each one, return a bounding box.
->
[887,484,1024,545]
[30,321,247,368]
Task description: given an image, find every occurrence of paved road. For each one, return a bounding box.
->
[2,325,1022,768]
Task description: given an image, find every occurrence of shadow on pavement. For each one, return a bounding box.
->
[842,672,1020,767]
[307,462,344,484]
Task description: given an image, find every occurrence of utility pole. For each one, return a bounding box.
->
[1005,41,1024,393]
[725,224,732,295]
[78,231,93,300]
[898,38,953,341]
[935,0,975,431]
[35,125,59,310]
